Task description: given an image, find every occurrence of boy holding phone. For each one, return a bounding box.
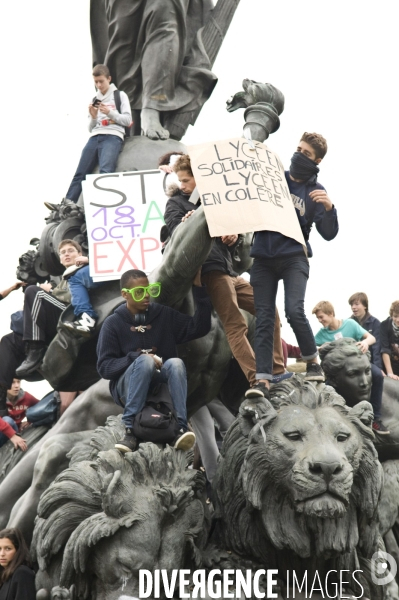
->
[64,64,132,203]
[97,269,212,453]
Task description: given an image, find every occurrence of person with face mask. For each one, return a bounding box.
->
[247,133,339,401]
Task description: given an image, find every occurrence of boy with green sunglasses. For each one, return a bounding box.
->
[97,268,212,452]
[121,282,161,302]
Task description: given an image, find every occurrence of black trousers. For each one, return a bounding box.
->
[250,254,317,379]
[23,286,66,343]
[0,332,25,389]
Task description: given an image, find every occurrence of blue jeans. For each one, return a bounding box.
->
[68,265,103,318]
[250,255,318,380]
[116,355,188,429]
[66,134,123,202]
[0,416,18,448]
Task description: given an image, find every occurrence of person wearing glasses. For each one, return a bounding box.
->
[96,268,212,452]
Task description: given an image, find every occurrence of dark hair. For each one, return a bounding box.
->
[58,239,82,253]
[300,132,328,160]
[0,528,31,583]
[172,154,193,176]
[348,292,368,312]
[120,269,147,290]
[92,64,110,78]
[158,151,184,167]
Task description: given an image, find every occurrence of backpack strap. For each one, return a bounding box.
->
[113,89,131,138]
[114,89,121,113]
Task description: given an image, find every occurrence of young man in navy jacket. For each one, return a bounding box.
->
[247,132,339,400]
[97,269,212,452]
[349,292,383,370]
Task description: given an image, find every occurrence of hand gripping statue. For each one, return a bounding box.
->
[90,0,217,140]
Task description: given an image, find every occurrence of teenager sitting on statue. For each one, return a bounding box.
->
[312,300,389,434]
[247,132,338,400]
[55,64,132,205]
[348,291,383,371]
[15,240,101,380]
[5,379,38,433]
[163,154,287,393]
[380,300,399,381]
[97,268,212,453]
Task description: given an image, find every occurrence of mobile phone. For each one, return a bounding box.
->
[92,98,101,107]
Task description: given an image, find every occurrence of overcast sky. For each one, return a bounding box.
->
[1,0,397,397]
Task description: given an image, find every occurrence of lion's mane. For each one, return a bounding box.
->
[32,416,207,598]
[213,377,383,570]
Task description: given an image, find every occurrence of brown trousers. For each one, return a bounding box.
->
[201,272,285,385]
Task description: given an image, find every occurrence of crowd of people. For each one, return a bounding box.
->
[1,63,399,597]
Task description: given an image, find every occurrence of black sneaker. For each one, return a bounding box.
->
[304,363,325,382]
[174,429,196,451]
[245,382,270,399]
[15,344,46,379]
[115,428,137,452]
[372,420,390,435]
[63,313,96,338]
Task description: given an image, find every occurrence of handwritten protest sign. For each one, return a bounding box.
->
[188,137,305,247]
[82,170,167,282]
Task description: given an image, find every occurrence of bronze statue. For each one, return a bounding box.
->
[320,338,399,453]
[214,377,385,599]
[227,78,285,143]
[33,416,209,599]
[90,0,240,140]
[25,378,399,599]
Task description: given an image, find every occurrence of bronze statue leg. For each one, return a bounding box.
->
[104,0,190,139]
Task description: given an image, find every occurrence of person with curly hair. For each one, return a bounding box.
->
[0,528,35,600]
[164,154,287,394]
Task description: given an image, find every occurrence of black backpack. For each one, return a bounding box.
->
[132,394,180,444]
[92,89,132,137]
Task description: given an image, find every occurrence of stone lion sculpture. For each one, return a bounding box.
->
[213,376,385,599]
[32,415,209,600]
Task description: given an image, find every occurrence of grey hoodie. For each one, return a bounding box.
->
[89,83,132,140]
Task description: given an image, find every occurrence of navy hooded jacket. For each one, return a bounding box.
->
[97,286,211,402]
[251,172,338,260]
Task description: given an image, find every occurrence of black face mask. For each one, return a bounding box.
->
[289,152,319,184]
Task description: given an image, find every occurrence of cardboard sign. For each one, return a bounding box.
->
[82,170,167,282]
[188,137,305,247]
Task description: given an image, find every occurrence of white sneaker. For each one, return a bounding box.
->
[174,430,196,451]
[64,313,96,337]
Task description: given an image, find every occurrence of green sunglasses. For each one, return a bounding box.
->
[122,282,161,302]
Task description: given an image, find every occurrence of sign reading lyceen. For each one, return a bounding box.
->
[82,170,166,282]
[188,137,305,247]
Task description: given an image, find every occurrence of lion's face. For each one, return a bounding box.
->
[216,381,383,564]
[263,404,363,518]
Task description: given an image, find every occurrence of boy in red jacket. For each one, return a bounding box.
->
[6,379,39,431]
